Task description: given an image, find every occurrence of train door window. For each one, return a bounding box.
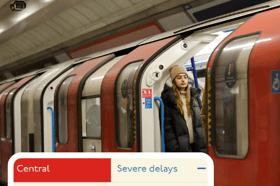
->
[116,61,142,150]
[82,97,101,138]
[57,76,75,144]
[212,34,260,158]
[5,88,17,139]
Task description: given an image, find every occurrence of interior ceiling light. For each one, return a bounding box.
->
[42,0,55,2]
[15,11,34,22]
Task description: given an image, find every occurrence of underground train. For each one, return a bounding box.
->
[0,2,279,185]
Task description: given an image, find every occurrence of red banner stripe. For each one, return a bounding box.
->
[14,158,111,182]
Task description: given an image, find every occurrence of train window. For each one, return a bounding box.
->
[115,61,141,150]
[5,88,17,139]
[82,97,101,138]
[213,34,260,158]
[57,76,75,144]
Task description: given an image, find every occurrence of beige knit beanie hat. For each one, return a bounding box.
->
[170,65,188,81]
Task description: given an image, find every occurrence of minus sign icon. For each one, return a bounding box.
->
[197,167,206,169]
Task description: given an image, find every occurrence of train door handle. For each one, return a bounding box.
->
[47,107,55,152]
[154,96,165,152]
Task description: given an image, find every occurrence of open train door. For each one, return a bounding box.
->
[206,7,280,186]
[139,32,219,152]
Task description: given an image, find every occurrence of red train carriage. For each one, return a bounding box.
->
[0,2,279,185]
[206,7,280,186]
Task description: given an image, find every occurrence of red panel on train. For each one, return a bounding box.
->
[0,82,14,93]
[207,7,280,186]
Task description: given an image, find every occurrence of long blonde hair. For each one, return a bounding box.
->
[172,76,191,117]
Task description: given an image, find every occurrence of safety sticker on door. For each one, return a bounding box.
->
[145,98,152,109]
[142,89,152,98]
[271,70,280,94]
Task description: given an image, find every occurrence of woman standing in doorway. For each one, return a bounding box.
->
[161,65,206,152]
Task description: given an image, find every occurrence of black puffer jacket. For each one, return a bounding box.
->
[161,84,206,152]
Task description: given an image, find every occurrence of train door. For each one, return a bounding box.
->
[0,75,37,183]
[20,63,75,153]
[36,57,94,153]
[42,67,76,152]
[81,55,125,152]
[101,36,179,152]
[55,54,115,152]
[139,17,249,152]
[206,7,280,186]
[139,33,219,152]
[14,76,40,153]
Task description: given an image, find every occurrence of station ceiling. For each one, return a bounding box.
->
[0,0,273,78]
[0,0,199,70]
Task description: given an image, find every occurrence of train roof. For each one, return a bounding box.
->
[0,67,49,85]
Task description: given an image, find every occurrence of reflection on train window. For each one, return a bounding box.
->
[213,34,259,158]
[116,62,141,150]
[82,97,101,138]
[57,76,75,144]
[5,88,17,139]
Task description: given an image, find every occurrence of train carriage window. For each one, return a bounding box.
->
[82,97,101,138]
[5,88,17,139]
[57,76,75,144]
[212,34,260,158]
[116,61,142,150]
